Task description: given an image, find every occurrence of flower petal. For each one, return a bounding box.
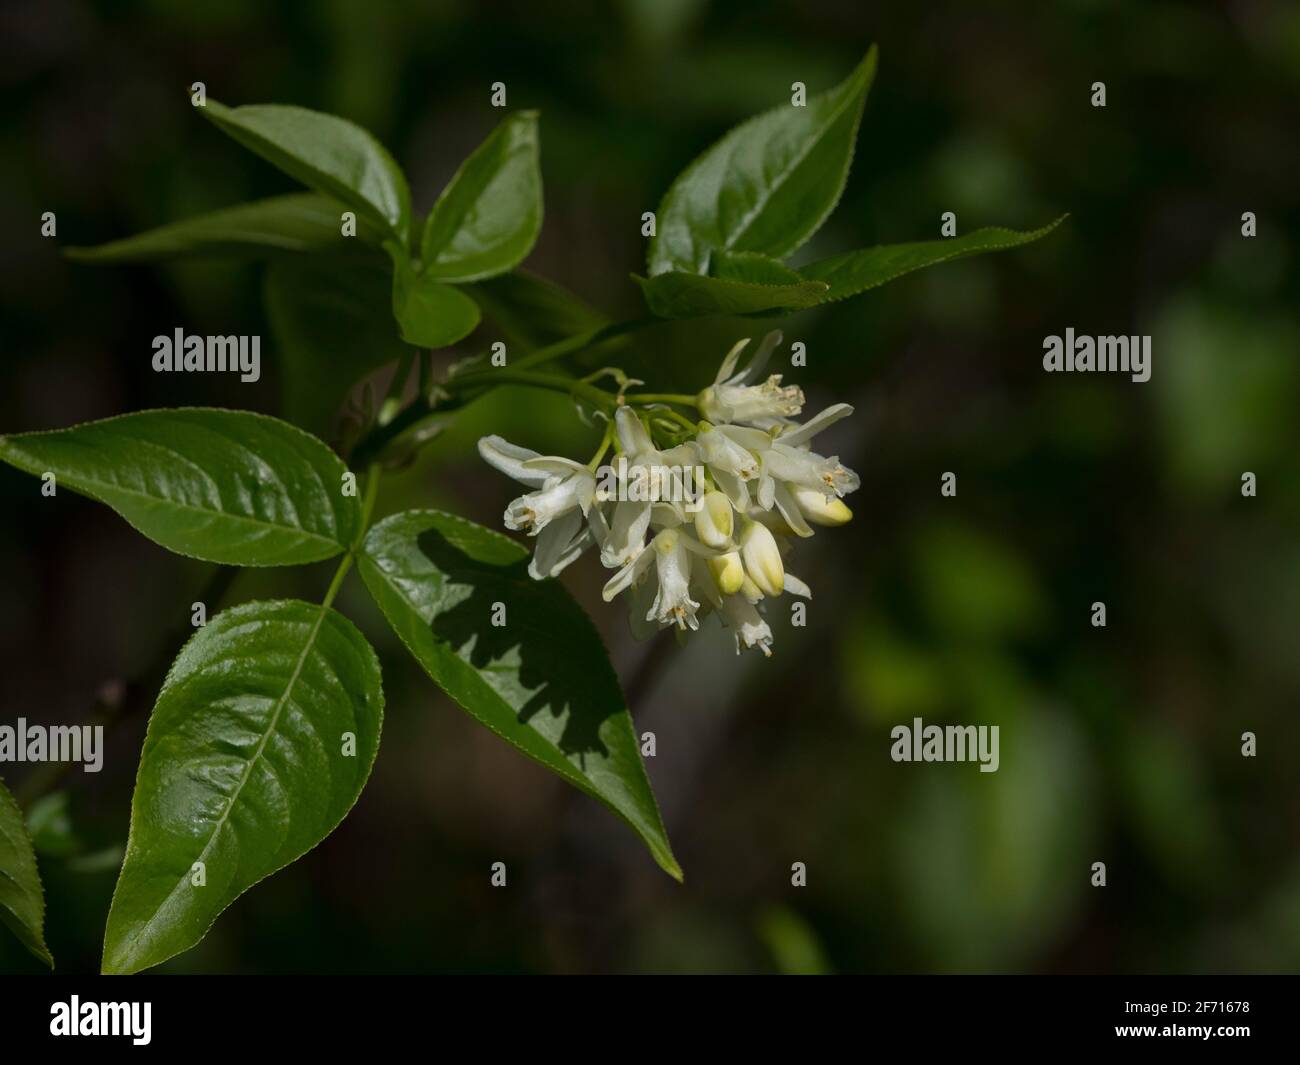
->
[784,572,812,599]
[651,501,684,528]
[777,403,854,448]
[523,456,591,477]
[717,424,773,452]
[773,481,814,537]
[615,406,654,455]
[719,593,774,656]
[678,530,726,558]
[735,330,783,385]
[602,547,653,601]
[528,507,583,578]
[627,573,662,639]
[712,467,751,512]
[600,500,651,567]
[658,442,703,468]
[715,337,751,385]
[478,435,548,487]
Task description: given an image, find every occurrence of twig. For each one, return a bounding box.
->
[13,564,239,807]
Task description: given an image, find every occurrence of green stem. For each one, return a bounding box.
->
[629,392,698,407]
[649,407,698,433]
[355,462,383,545]
[509,317,657,373]
[350,317,660,467]
[322,553,354,610]
[323,463,382,610]
[447,369,615,410]
[587,418,615,470]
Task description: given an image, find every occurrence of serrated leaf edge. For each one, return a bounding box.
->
[0,778,54,968]
[648,45,878,276]
[101,599,384,974]
[359,509,682,881]
[802,214,1069,303]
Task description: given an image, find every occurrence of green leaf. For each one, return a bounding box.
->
[388,245,481,348]
[710,250,805,285]
[357,510,680,880]
[421,111,543,282]
[634,270,828,318]
[0,778,53,967]
[464,270,607,352]
[201,100,411,242]
[647,46,877,276]
[265,257,409,437]
[101,599,384,975]
[799,216,1068,302]
[0,410,360,566]
[64,194,382,263]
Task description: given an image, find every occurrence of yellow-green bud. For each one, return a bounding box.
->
[739,517,784,597]
[694,490,734,548]
[792,485,853,526]
[707,550,745,596]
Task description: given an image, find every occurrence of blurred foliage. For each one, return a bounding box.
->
[1,0,1298,973]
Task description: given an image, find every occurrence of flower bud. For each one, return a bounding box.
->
[694,490,734,548]
[707,551,745,595]
[792,485,853,526]
[739,517,784,597]
[697,387,725,425]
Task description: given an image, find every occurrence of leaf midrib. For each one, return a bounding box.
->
[126,604,329,954]
[2,451,341,550]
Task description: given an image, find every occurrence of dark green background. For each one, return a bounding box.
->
[2,0,1298,974]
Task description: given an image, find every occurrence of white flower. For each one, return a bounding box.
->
[695,423,765,480]
[756,403,860,505]
[476,339,860,659]
[603,526,715,633]
[614,407,697,480]
[697,331,804,426]
[502,466,592,533]
[527,510,595,580]
[478,436,595,578]
[596,498,652,568]
[647,528,700,631]
[595,407,703,568]
[763,444,859,499]
[718,593,774,656]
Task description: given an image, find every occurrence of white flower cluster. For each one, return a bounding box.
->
[478,332,858,655]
